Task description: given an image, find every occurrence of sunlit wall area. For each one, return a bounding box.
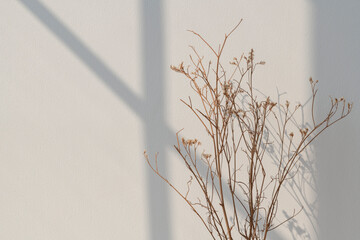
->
[0,1,147,239]
[2,1,356,240]
[165,1,315,239]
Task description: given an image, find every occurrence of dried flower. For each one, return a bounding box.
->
[202,153,212,159]
[146,21,351,240]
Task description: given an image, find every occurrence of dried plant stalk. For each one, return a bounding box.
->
[144,21,352,240]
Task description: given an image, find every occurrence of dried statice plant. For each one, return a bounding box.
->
[144,21,352,240]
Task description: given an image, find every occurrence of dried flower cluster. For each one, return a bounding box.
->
[144,21,352,240]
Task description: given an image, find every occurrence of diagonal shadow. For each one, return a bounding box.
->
[17,0,172,239]
[17,1,287,239]
[17,0,144,118]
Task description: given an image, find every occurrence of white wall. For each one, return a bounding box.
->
[0,0,357,239]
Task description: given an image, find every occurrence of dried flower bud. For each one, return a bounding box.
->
[299,128,309,138]
[266,97,270,104]
[202,153,212,159]
[285,100,290,108]
[170,62,185,73]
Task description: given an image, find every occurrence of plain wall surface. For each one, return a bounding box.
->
[314,0,360,239]
[0,0,357,239]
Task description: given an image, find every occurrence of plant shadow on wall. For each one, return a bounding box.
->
[144,21,352,240]
[250,89,319,240]
[256,88,319,240]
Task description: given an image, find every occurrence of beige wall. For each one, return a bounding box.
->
[0,0,358,239]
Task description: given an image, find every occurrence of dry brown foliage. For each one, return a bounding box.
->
[144,21,352,240]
